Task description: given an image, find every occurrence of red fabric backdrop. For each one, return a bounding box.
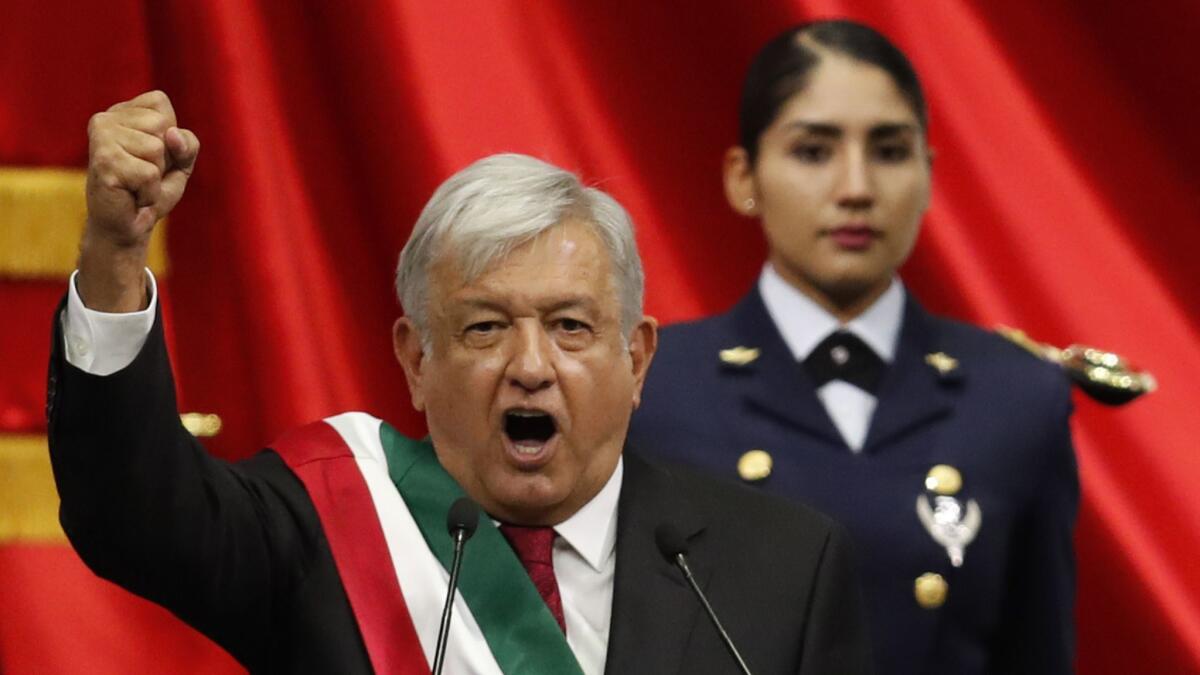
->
[2,1,1198,673]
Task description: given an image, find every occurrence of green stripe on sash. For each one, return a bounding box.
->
[380,424,585,675]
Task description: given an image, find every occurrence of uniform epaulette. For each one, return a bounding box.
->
[995,326,1156,406]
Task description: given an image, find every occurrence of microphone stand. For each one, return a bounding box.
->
[433,498,478,675]
[669,551,753,675]
[432,526,469,675]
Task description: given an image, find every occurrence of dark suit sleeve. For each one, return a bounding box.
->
[46,297,319,670]
[993,389,1079,674]
[797,522,875,675]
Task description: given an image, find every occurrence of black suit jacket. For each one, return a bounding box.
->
[47,300,872,674]
[629,288,1078,675]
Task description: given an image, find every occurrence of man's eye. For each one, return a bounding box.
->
[466,321,502,334]
[791,144,832,163]
[556,318,591,333]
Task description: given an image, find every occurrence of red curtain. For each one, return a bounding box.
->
[2,1,1198,672]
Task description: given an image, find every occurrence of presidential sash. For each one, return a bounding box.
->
[272,412,583,675]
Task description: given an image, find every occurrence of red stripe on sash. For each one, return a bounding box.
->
[272,420,430,674]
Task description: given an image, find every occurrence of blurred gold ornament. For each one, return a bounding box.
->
[996,326,1155,405]
[180,413,223,438]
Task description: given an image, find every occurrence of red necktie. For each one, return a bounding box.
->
[498,524,566,634]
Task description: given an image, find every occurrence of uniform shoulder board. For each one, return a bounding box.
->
[995,326,1156,406]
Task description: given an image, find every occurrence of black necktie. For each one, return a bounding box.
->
[803,331,885,393]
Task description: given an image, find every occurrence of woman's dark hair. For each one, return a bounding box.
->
[739,19,928,163]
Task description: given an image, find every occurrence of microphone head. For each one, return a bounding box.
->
[655,523,689,560]
[447,497,480,541]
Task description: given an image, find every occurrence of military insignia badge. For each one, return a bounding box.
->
[718,346,761,366]
[924,352,959,375]
[916,493,981,568]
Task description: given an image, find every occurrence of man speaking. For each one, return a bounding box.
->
[48,91,871,674]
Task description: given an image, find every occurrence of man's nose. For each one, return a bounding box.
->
[507,321,556,392]
[836,147,874,210]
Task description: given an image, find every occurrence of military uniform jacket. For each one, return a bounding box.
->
[629,288,1079,675]
[46,298,874,674]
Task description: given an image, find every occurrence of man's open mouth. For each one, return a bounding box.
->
[504,409,558,452]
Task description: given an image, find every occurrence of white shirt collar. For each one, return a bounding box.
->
[758,263,905,363]
[553,456,622,573]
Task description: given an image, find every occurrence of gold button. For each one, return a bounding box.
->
[737,449,772,482]
[914,572,948,609]
[925,464,962,496]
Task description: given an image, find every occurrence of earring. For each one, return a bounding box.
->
[744,197,756,211]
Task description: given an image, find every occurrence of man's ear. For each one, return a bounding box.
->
[628,316,659,410]
[723,146,758,217]
[393,317,427,411]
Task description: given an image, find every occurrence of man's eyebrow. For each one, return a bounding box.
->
[540,296,599,314]
[453,296,599,314]
[454,297,508,314]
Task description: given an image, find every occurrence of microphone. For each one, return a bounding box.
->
[655,523,753,675]
[432,497,480,675]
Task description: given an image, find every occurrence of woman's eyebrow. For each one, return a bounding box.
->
[782,121,842,138]
[869,123,919,140]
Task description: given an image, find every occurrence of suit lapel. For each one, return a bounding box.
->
[719,290,844,446]
[863,297,961,453]
[605,454,710,675]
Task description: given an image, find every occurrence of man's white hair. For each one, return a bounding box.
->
[395,153,644,344]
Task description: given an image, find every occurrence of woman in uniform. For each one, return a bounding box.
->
[628,20,1077,675]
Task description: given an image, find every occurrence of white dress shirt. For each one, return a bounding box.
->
[758,263,905,451]
[60,268,620,675]
[552,458,620,675]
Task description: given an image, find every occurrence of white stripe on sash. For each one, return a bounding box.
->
[325,412,503,675]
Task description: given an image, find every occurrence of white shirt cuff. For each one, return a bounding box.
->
[60,269,158,376]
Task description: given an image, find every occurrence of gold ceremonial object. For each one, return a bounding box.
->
[924,465,962,496]
[719,346,761,366]
[924,352,959,375]
[996,326,1156,405]
[914,572,948,609]
[181,413,223,438]
[737,449,773,482]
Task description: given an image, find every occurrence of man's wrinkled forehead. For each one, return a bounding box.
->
[436,221,616,304]
[436,218,604,279]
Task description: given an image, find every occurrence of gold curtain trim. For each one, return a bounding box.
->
[0,434,65,543]
[0,167,168,279]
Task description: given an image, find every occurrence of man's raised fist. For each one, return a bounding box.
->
[85,90,200,246]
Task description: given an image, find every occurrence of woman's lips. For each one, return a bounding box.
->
[827,225,878,250]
